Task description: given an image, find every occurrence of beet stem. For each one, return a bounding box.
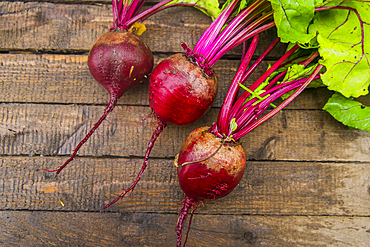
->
[194,0,239,55]
[103,121,167,209]
[208,18,275,67]
[228,50,319,124]
[216,35,259,135]
[124,0,173,28]
[226,44,299,124]
[223,37,280,128]
[205,2,272,63]
[233,64,324,140]
[43,95,117,176]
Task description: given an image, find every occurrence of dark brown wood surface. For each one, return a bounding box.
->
[1,1,370,246]
[2,211,369,246]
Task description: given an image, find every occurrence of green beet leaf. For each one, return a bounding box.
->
[323,92,370,132]
[171,0,221,19]
[269,0,320,44]
[220,0,252,14]
[309,1,370,98]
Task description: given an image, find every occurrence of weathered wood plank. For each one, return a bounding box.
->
[0,54,247,107]
[0,1,368,245]
[0,2,284,56]
[0,53,336,109]
[1,156,370,215]
[0,103,369,161]
[1,211,369,246]
[0,2,207,52]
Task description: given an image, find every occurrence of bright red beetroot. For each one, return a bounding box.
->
[149,54,218,125]
[174,126,246,246]
[176,126,246,201]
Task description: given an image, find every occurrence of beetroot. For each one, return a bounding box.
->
[174,126,246,246]
[44,24,153,175]
[88,31,153,100]
[149,54,218,125]
[176,126,246,200]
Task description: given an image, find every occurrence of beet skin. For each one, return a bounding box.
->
[149,54,218,125]
[174,126,246,246]
[175,126,246,201]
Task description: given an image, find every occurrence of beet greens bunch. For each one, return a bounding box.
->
[272,0,370,131]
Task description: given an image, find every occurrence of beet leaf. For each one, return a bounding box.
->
[323,92,370,131]
[270,0,319,44]
[311,1,370,98]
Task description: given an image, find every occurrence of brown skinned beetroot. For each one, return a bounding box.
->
[174,126,246,247]
[149,54,218,125]
[175,126,246,201]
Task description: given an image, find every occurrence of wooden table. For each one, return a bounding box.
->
[1,1,370,246]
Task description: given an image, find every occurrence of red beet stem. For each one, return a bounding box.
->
[176,195,198,247]
[103,121,167,209]
[216,35,259,135]
[43,95,118,175]
[232,64,324,140]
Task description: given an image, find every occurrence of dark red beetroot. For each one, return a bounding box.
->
[88,31,153,100]
[44,30,153,175]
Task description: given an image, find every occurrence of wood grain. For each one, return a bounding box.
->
[0,103,369,161]
[1,211,369,246]
[1,156,370,215]
[0,53,338,110]
[0,2,206,51]
[0,2,284,56]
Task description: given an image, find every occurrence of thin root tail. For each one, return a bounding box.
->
[43,96,117,176]
[176,195,198,247]
[103,121,166,209]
